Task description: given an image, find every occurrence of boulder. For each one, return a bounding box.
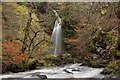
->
[32,72,47,79]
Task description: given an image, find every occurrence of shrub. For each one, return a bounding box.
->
[2,41,28,73]
[101,60,120,77]
[114,51,120,59]
[87,30,118,59]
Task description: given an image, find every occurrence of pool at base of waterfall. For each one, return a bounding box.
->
[0,63,104,79]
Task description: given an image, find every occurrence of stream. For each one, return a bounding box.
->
[0,63,104,79]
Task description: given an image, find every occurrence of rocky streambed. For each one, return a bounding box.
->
[0,63,104,79]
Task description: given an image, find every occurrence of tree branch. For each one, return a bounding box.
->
[29,26,35,33]
[28,29,41,52]
[21,11,32,52]
[32,36,45,52]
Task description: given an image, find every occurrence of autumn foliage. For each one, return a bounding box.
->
[2,41,28,73]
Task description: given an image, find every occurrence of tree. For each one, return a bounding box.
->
[19,3,46,55]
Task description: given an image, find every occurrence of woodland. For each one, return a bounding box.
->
[1,2,120,77]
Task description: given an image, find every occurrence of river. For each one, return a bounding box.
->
[0,63,104,79]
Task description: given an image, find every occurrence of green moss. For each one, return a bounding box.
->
[42,54,59,67]
[44,54,57,60]
[104,32,113,45]
[116,51,120,56]
[61,52,71,59]
[88,41,96,53]
[82,58,107,68]
[114,51,120,59]
[37,51,76,67]
[101,60,120,77]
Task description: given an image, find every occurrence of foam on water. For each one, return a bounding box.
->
[0,63,104,79]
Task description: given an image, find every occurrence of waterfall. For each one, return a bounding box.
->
[51,10,62,55]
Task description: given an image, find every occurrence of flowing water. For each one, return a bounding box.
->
[51,10,62,55]
[0,63,104,79]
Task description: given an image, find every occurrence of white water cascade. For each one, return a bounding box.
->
[0,63,104,79]
[51,10,62,55]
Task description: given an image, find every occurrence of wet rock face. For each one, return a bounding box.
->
[63,69,73,74]
[32,73,47,79]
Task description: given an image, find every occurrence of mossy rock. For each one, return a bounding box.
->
[42,54,60,67]
[40,52,76,67]
[101,60,120,77]
[82,58,107,68]
[4,62,26,73]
